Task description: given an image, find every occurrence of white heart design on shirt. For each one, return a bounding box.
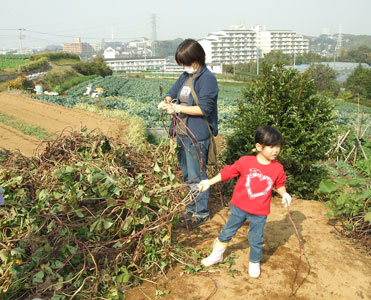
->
[245,168,273,199]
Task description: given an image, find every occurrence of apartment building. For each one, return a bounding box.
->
[104,56,166,72]
[63,38,95,56]
[199,25,309,65]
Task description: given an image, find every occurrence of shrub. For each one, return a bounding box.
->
[30,51,80,61]
[17,57,49,73]
[225,63,337,198]
[41,66,81,90]
[6,75,33,90]
[318,177,370,240]
[337,90,354,101]
[73,57,112,77]
[345,64,371,101]
[307,63,340,96]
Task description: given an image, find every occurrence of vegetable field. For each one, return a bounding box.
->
[0,55,29,71]
[33,75,371,135]
[34,76,242,133]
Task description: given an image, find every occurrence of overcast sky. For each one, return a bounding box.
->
[0,0,370,49]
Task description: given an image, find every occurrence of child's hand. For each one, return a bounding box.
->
[282,193,292,207]
[197,180,210,192]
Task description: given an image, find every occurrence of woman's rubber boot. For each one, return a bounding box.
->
[248,261,261,278]
[201,239,227,267]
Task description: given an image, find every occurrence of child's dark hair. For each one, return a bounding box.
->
[254,126,284,146]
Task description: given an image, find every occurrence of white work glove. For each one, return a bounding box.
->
[282,193,292,208]
[157,101,168,111]
[164,103,181,115]
[197,180,210,192]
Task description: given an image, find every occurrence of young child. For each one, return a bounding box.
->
[198,125,292,278]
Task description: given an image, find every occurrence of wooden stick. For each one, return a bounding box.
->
[345,121,371,163]
[356,136,368,160]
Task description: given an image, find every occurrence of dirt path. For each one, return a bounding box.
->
[0,92,129,156]
[0,92,369,300]
[125,197,370,300]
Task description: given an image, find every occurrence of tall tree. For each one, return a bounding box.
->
[307,63,340,95]
[345,64,371,100]
[263,50,291,65]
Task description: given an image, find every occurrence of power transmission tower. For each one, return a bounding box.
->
[336,24,343,53]
[151,14,157,57]
[334,24,343,68]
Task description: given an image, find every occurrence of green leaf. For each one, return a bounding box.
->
[90,219,100,232]
[11,247,25,258]
[117,267,130,283]
[348,178,366,187]
[75,209,84,218]
[112,241,122,248]
[142,195,150,203]
[53,260,64,269]
[33,270,44,284]
[51,295,66,300]
[319,180,337,193]
[65,166,75,173]
[153,162,161,173]
[53,192,64,199]
[326,211,335,217]
[360,189,371,199]
[123,216,133,232]
[103,220,114,229]
[10,265,21,277]
[168,166,175,181]
[364,212,371,222]
[66,245,77,255]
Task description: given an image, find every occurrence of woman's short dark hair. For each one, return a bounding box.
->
[254,126,284,146]
[175,39,205,66]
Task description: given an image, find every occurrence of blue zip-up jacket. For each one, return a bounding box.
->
[165,65,219,141]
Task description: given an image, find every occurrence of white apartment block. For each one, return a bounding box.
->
[199,25,309,65]
[105,57,166,72]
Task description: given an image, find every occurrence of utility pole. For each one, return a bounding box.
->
[256,48,260,75]
[18,28,25,54]
[334,24,342,69]
[151,14,157,57]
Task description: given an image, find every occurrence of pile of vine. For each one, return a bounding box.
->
[0,128,194,299]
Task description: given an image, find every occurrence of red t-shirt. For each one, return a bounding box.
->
[220,156,286,215]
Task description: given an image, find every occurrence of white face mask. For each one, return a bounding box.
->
[184,66,196,74]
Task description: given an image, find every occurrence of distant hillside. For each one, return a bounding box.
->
[343,34,371,49]
[305,34,371,54]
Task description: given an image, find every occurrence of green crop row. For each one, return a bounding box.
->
[0,112,56,140]
[0,55,29,71]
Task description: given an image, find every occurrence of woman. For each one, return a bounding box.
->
[158,39,219,228]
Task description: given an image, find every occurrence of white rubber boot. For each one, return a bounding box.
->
[201,239,227,267]
[248,261,261,278]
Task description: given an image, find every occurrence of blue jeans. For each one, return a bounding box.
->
[177,135,210,219]
[218,204,267,263]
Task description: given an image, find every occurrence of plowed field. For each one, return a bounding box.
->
[0,92,129,156]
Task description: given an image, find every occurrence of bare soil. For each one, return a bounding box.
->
[0,92,370,300]
[125,196,370,300]
[0,92,128,156]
